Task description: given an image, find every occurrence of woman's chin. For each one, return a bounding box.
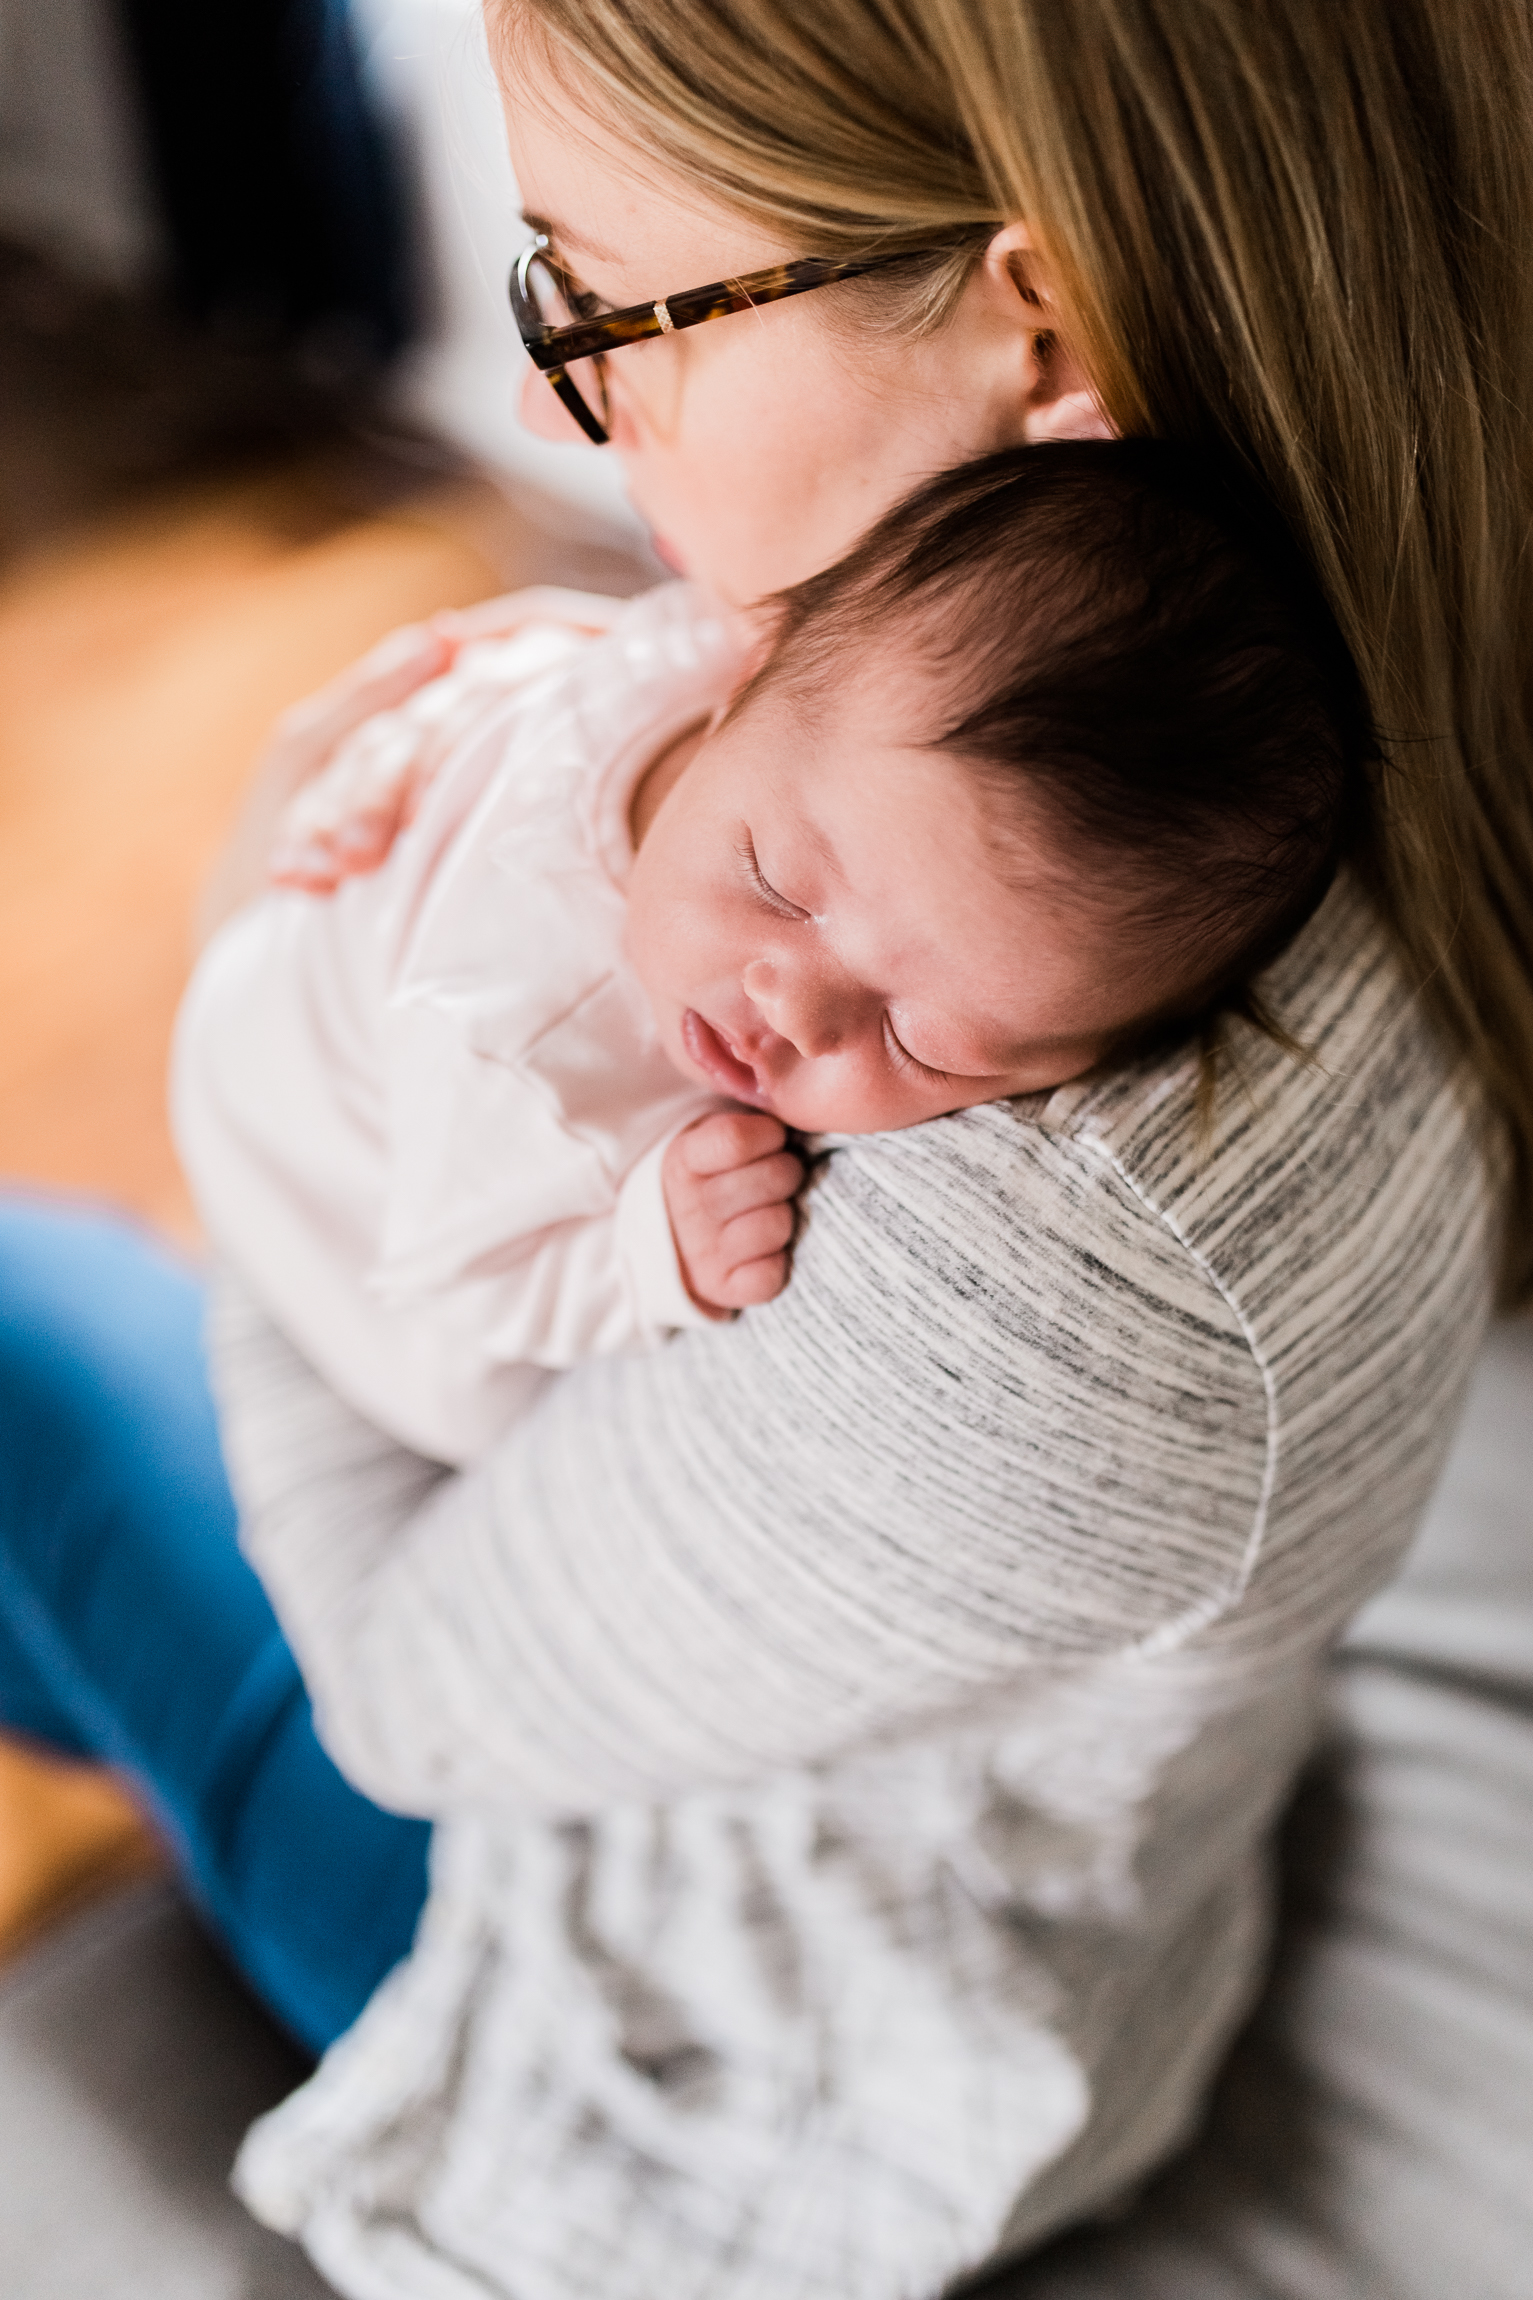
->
[648,531,690,575]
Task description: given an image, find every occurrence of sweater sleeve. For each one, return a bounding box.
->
[209,1103,1272,1819]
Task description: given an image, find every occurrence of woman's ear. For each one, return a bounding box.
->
[982,224,1114,443]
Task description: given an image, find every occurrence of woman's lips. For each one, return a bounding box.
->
[681,1009,769,1104]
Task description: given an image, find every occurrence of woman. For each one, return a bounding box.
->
[2,3,1530,2294]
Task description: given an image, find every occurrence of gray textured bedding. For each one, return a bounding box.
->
[3,1318,1530,2300]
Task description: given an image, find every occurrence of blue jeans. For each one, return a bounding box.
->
[0,1198,430,2054]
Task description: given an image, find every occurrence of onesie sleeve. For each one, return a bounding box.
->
[210,1103,1272,1819]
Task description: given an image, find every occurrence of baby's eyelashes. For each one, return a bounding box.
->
[882,1015,953,1083]
[736,833,808,921]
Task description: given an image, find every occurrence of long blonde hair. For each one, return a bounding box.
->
[501,0,1533,1297]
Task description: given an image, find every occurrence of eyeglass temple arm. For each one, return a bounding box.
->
[514,242,920,372]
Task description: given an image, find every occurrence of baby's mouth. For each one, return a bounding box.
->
[681,1010,771,1105]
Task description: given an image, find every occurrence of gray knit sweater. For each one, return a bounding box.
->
[211,871,1498,2300]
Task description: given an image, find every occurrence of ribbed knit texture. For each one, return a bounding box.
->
[212,870,1498,2300]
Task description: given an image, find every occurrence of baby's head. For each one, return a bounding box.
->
[626,440,1370,1135]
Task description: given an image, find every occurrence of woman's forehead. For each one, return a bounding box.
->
[501,55,793,287]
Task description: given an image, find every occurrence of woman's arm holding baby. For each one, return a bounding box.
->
[210,1109,1269,1820]
[199,589,627,939]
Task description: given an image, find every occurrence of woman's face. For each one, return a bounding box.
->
[500,46,1104,606]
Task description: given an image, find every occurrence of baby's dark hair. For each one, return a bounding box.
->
[754,439,1373,1065]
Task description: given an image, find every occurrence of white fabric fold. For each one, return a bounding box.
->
[174,584,741,1463]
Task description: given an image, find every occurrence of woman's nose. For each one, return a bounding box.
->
[742,956,845,1058]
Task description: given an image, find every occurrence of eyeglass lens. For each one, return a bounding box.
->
[525,253,610,434]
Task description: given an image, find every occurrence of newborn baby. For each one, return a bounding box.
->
[174,441,1366,1464]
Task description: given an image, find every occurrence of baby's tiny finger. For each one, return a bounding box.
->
[719,1253,790,1308]
[681,1110,786,1176]
[701,1151,803,1222]
[720,1199,796,1271]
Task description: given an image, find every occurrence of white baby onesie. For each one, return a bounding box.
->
[173,582,745,1465]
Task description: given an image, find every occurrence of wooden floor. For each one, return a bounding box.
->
[0,244,639,1958]
[0,480,499,1236]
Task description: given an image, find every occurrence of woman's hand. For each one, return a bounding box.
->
[267,587,628,893]
[197,615,451,943]
[663,1111,804,1313]
[197,587,628,941]
[263,618,458,892]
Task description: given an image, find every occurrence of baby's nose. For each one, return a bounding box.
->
[743,957,844,1058]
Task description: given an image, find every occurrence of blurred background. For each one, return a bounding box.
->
[0,0,653,1954]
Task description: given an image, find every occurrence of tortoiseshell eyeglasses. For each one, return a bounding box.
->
[509,231,956,445]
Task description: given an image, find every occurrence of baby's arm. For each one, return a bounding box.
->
[662,1112,804,1314]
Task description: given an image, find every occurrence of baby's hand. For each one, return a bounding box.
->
[663,1112,804,1314]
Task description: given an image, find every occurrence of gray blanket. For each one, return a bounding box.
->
[3,1318,1530,2300]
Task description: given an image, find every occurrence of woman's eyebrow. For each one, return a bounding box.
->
[521,211,624,269]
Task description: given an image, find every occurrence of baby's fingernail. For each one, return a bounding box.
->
[335,823,381,856]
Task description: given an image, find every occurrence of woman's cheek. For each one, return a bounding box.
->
[651,386,801,594]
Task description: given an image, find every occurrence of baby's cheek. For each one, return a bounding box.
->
[621,882,667,997]
[785,1057,990,1137]
[767,1061,885,1137]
